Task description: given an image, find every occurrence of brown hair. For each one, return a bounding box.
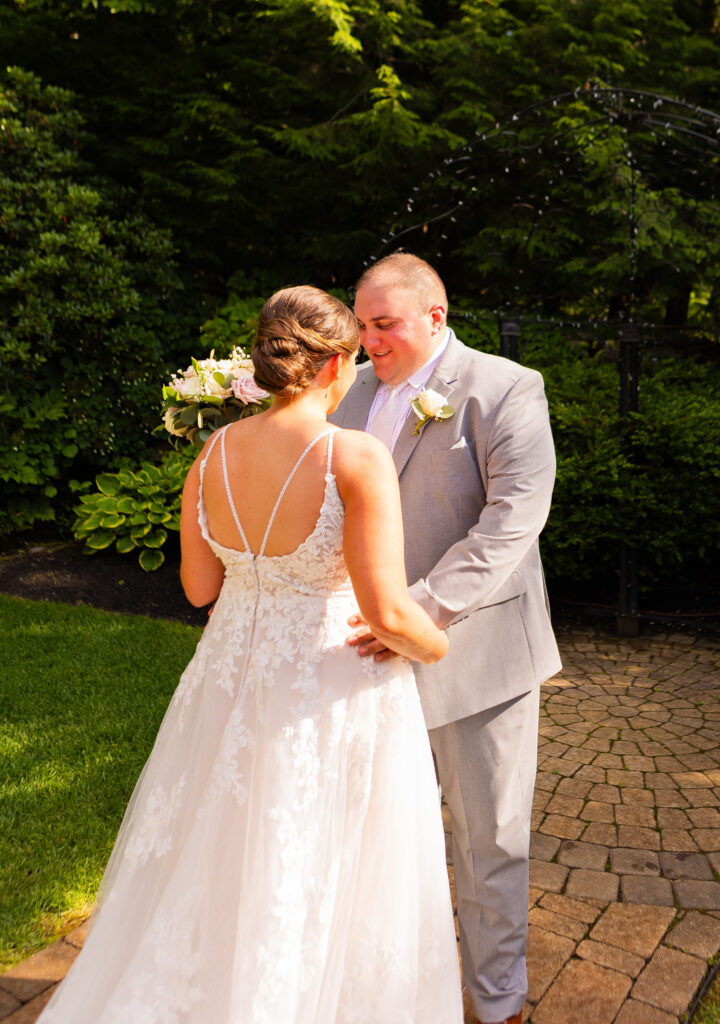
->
[355,253,447,311]
[252,286,360,398]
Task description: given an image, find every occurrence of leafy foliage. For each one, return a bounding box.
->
[72,450,194,571]
[0,68,187,535]
[2,0,718,295]
[516,331,720,584]
[1,0,719,595]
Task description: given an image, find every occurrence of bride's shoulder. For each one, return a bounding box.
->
[330,428,395,489]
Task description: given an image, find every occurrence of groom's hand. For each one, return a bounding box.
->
[346,613,394,662]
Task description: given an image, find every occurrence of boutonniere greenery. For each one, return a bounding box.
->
[410,388,455,435]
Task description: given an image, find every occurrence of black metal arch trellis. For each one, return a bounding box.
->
[358,83,720,635]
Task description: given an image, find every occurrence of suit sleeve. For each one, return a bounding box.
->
[407,369,556,628]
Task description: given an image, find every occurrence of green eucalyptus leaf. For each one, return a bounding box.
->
[180,406,199,425]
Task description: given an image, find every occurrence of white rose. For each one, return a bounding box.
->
[203,371,231,398]
[177,374,204,398]
[417,388,446,418]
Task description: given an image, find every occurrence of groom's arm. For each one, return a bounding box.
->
[408,369,556,629]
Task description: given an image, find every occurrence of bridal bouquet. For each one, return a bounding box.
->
[161,347,270,448]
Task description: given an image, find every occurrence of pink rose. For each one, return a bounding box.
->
[231,371,268,405]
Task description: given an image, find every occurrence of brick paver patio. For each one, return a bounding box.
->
[1,623,719,1023]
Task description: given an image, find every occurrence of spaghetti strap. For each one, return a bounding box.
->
[259,430,333,557]
[197,426,228,540]
[326,429,335,476]
[220,429,252,555]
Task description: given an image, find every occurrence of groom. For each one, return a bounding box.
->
[332,253,561,1024]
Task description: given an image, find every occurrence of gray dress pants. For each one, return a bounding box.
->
[429,686,540,1023]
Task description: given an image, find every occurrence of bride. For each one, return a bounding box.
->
[38,285,463,1023]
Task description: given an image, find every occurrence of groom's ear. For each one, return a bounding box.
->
[429,303,447,334]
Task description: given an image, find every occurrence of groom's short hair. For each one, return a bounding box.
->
[355,253,447,312]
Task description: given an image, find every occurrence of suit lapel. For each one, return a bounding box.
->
[392,334,463,477]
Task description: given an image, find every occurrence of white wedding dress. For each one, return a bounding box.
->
[39,426,463,1024]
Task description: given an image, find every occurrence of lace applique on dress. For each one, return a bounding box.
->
[36,425,463,1024]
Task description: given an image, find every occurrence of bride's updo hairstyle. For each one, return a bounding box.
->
[252,286,360,398]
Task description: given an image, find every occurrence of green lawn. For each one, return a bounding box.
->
[697,974,720,1024]
[0,594,201,968]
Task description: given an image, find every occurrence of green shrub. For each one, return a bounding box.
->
[516,330,720,585]
[0,67,187,536]
[72,450,194,571]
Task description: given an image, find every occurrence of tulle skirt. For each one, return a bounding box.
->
[38,587,463,1023]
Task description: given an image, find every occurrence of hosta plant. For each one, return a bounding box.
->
[73,451,194,571]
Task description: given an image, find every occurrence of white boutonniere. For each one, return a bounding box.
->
[410,388,455,435]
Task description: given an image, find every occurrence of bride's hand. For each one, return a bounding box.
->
[346,613,395,662]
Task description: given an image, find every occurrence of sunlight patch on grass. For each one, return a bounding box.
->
[1,594,201,968]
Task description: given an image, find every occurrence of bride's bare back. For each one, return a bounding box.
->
[202,414,333,558]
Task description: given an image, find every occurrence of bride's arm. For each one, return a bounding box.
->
[334,432,448,665]
[180,456,225,607]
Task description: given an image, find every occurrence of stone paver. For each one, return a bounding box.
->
[667,911,720,958]
[620,875,674,906]
[658,850,714,879]
[610,848,660,875]
[526,926,576,1004]
[631,946,706,1015]
[565,868,619,903]
[614,1000,679,1024]
[0,942,78,1004]
[533,959,630,1024]
[1,988,56,1024]
[529,859,568,893]
[521,627,720,1021]
[0,990,21,1019]
[557,841,608,871]
[673,878,720,909]
[4,625,720,1024]
[589,902,675,958]
[575,939,645,977]
[529,833,560,862]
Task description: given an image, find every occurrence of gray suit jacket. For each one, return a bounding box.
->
[331,329,562,729]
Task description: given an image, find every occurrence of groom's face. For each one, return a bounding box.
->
[354,280,441,386]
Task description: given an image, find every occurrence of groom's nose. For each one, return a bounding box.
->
[363,331,384,352]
